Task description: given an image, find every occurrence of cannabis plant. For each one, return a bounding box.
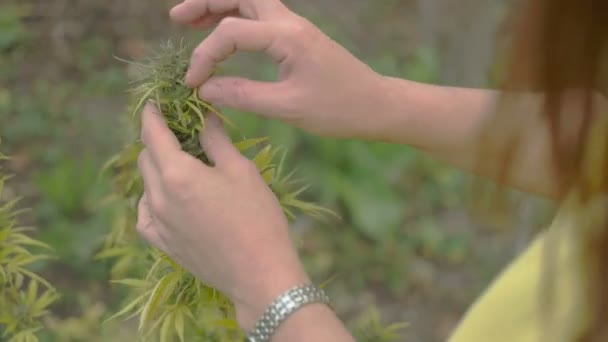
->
[351,308,408,342]
[100,40,334,341]
[0,149,58,342]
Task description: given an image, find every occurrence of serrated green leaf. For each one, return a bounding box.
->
[159,311,174,342]
[12,254,49,267]
[100,40,342,342]
[139,272,180,331]
[7,328,40,342]
[261,167,275,184]
[14,268,52,289]
[0,227,11,243]
[104,292,148,323]
[174,307,185,342]
[284,185,310,199]
[31,289,59,315]
[253,145,275,171]
[195,98,237,128]
[111,278,152,289]
[26,279,38,303]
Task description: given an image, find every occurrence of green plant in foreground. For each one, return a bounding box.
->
[352,308,408,342]
[0,150,58,342]
[99,40,335,341]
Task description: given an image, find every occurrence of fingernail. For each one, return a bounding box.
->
[144,101,159,114]
[184,72,194,87]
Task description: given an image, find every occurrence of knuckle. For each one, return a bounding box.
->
[217,17,238,34]
[278,85,302,116]
[148,195,167,216]
[278,18,321,59]
[136,223,158,246]
[135,219,146,234]
[228,78,247,107]
[135,221,153,240]
[281,18,313,42]
[192,46,210,63]
[162,166,188,190]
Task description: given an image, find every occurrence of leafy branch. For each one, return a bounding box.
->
[0,152,58,342]
[99,39,336,341]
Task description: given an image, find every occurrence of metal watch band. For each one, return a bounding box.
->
[245,284,331,342]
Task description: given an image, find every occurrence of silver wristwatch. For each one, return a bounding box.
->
[245,284,331,342]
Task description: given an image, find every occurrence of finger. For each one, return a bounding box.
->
[189,11,239,30]
[136,193,166,249]
[170,0,286,25]
[200,114,242,166]
[138,221,171,255]
[138,149,162,198]
[185,18,286,87]
[140,103,182,167]
[199,76,288,115]
[170,0,251,25]
[136,193,154,233]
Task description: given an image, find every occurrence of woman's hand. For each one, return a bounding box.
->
[170,0,390,139]
[135,103,309,330]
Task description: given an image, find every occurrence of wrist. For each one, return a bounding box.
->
[233,263,310,332]
[350,74,413,143]
[368,75,442,147]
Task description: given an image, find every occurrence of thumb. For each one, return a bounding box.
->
[199,76,288,117]
[199,114,242,166]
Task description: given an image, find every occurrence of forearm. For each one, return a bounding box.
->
[368,76,558,198]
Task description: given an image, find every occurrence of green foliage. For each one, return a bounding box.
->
[33,156,113,278]
[35,158,98,219]
[43,300,135,342]
[369,47,440,83]
[0,3,514,341]
[351,308,408,342]
[106,252,242,342]
[0,4,29,52]
[0,152,58,341]
[299,139,410,242]
[99,40,337,341]
[0,86,55,146]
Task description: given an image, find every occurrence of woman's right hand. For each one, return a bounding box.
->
[170,0,390,139]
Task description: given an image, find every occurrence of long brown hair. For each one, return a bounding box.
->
[494,0,608,340]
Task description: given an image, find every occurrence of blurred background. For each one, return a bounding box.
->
[0,0,553,341]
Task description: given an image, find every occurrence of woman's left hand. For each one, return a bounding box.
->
[135,103,309,330]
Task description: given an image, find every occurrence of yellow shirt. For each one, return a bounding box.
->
[449,208,582,342]
[450,113,608,342]
[449,194,591,342]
